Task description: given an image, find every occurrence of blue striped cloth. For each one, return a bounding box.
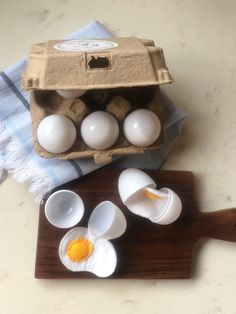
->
[0,21,186,201]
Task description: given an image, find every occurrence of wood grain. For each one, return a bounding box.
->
[35,169,236,279]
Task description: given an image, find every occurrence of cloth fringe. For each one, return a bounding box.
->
[0,125,54,201]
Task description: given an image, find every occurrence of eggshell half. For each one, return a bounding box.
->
[118,168,156,204]
[45,190,84,228]
[151,188,182,225]
[88,201,127,240]
[124,187,167,219]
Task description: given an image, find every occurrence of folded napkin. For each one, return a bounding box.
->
[0,20,186,201]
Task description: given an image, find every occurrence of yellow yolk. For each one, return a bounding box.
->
[143,190,165,200]
[66,238,94,263]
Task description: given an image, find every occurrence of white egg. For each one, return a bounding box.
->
[118,168,182,225]
[123,109,161,146]
[56,89,86,98]
[37,114,77,154]
[59,227,117,277]
[123,186,182,224]
[81,111,119,150]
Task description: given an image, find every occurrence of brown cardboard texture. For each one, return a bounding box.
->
[22,37,172,164]
[22,37,173,90]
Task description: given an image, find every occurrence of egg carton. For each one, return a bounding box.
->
[30,86,163,163]
[22,37,173,164]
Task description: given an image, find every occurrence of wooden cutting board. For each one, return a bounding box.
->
[35,168,236,279]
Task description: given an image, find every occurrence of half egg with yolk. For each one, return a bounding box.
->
[59,227,117,277]
[59,201,127,277]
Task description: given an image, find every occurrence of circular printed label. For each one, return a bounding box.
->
[54,40,118,52]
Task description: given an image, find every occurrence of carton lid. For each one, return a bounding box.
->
[22,37,173,91]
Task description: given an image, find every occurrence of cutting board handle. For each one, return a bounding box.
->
[199,208,236,242]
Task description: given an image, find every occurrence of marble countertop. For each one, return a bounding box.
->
[0,1,236,313]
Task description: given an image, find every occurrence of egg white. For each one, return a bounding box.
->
[59,227,117,277]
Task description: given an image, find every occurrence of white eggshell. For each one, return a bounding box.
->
[56,89,86,98]
[37,114,77,154]
[118,168,156,204]
[123,109,161,146]
[151,188,182,225]
[59,227,117,277]
[45,190,84,228]
[88,201,127,240]
[118,168,182,225]
[124,188,165,219]
[81,111,119,150]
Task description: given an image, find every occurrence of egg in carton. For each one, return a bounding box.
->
[21,37,173,164]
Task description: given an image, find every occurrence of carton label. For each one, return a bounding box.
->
[54,40,118,52]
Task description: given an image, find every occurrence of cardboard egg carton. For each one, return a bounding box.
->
[22,37,173,164]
